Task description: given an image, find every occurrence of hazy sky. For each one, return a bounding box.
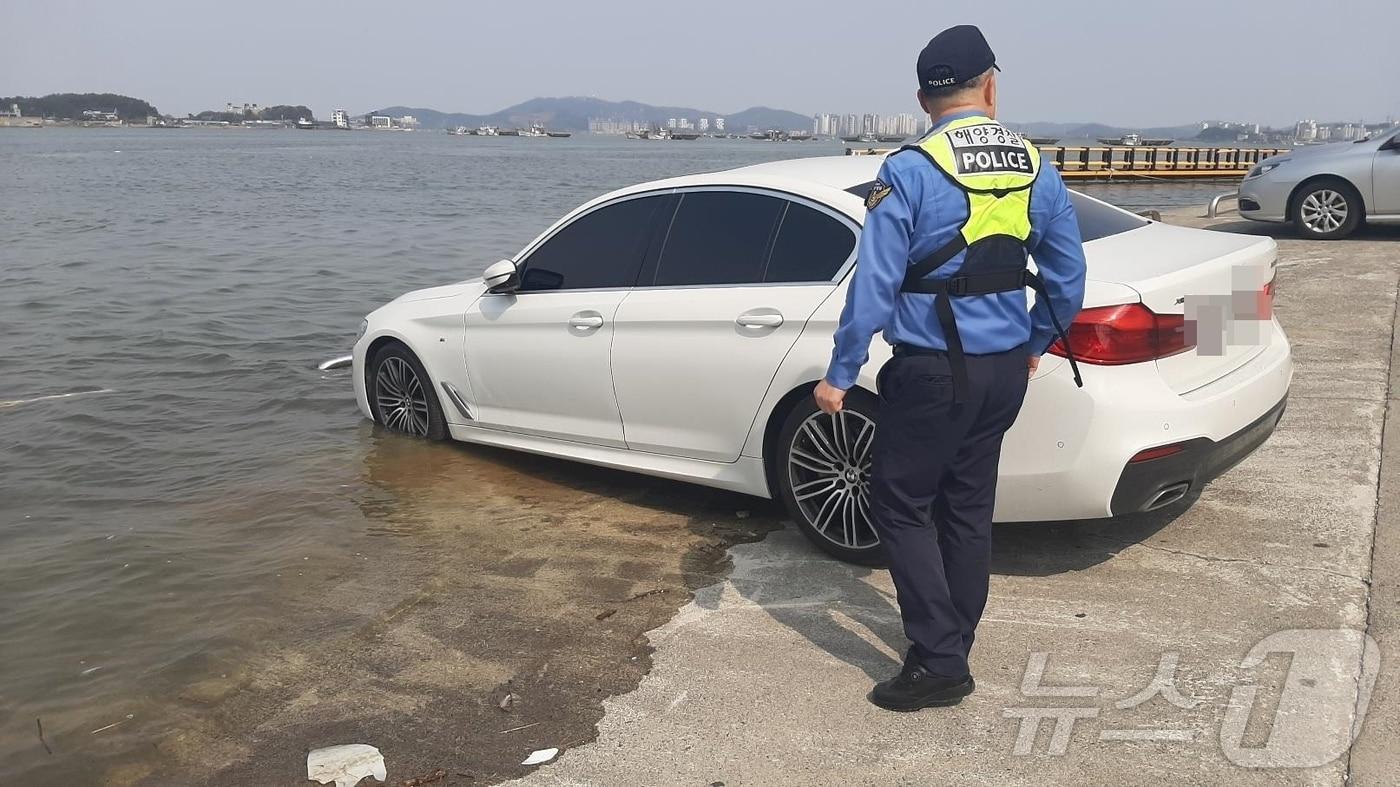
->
[3,0,1396,127]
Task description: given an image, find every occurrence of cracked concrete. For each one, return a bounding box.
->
[504,215,1400,786]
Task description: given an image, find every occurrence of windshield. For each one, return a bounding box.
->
[844,181,1147,243]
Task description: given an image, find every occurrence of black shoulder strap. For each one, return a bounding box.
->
[901,235,967,291]
[1023,271,1084,389]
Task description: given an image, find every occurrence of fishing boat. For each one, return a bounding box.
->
[672,130,701,140]
[546,131,572,138]
[1027,136,1059,145]
[295,117,316,130]
[497,127,519,136]
[476,125,499,136]
[519,124,547,138]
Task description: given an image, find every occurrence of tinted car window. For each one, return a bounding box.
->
[519,196,663,291]
[843,180,1147,243]
[765,202,856,282]
[653,192,784,286]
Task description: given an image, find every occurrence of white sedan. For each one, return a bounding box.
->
[352,156,1293,563]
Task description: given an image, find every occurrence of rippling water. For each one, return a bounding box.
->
[0,128,1217,779]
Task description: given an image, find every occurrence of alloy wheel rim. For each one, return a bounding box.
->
[1300,189,1348,234]
[787,409,878,549]
[374,357,430,436]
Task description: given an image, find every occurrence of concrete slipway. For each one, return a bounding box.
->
[506,214,1400,786]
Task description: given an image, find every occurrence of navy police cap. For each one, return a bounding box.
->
[917,25,999,92]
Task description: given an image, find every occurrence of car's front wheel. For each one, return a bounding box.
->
[368,342,448,441]
[1291,178,1362,240]
[774,389,884,565]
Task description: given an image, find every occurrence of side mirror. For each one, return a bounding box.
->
[482,259,519,294]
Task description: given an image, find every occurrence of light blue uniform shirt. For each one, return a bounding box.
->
[825,110,1087,391]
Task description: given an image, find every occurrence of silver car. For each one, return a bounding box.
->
[1239,127,1400,239]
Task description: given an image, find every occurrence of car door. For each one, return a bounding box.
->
[1373,131,1400,213]
[463,194,669,448]
[610,189,857,462]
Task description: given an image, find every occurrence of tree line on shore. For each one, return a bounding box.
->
[2,93,160,120]
[2,93,315,123]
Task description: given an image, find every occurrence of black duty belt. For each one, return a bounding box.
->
[898,267,1083,403]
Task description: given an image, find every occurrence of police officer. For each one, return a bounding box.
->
[813,24,1087,712]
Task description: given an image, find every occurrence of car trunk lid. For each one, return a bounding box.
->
[1083,221,1277,395]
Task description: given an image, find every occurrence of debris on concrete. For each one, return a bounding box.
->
[498,692,517,711]
[520,748,558,766]
[595,608,617,621]
[624,589,665,602]
[396,769,446,786]
[306,743,387,787]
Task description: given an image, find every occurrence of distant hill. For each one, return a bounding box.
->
[1004,120,1202,141]
[368,96,812,132]
[1,92,159,120]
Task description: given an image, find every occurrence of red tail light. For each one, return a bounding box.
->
[1047,304,1194,365]
[1258,279,1275,320]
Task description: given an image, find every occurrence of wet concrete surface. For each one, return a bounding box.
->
[25,436,778,786]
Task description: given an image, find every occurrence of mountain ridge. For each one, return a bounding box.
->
[365,96,1210,139]
[367,96,811,132]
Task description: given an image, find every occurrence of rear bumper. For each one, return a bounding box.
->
[993,317,1292,522]
[1109,396,1286,515]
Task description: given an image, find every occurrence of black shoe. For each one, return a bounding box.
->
[868,665,975,712]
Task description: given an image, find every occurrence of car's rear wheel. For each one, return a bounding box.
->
[368,342,448,441]
[774,389,884,565]
[1291,178,1362,240]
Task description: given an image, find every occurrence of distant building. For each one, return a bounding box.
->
[398,115,419,129]
[81,109,120,122]
[370,115,392,129]
[331,109,350,129]
[1294,119,1317,142]
[714,118,725,132]
[699,118,709,131]
[666,118,678,129]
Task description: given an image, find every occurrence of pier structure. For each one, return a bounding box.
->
[847,144,1292,181]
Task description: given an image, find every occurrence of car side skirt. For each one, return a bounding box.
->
[444,422,773,498]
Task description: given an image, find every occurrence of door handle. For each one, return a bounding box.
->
[736,312,784,328]
[568,315,604,329]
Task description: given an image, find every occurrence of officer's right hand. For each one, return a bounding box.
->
[1027,355,1041,379]
[814,380,846,415]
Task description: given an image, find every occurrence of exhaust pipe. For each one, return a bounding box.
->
[1144,482,1190,511]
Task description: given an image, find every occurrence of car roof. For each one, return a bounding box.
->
[600,155,882,213]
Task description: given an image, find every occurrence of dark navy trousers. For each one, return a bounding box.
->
[869,344,1030,678]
